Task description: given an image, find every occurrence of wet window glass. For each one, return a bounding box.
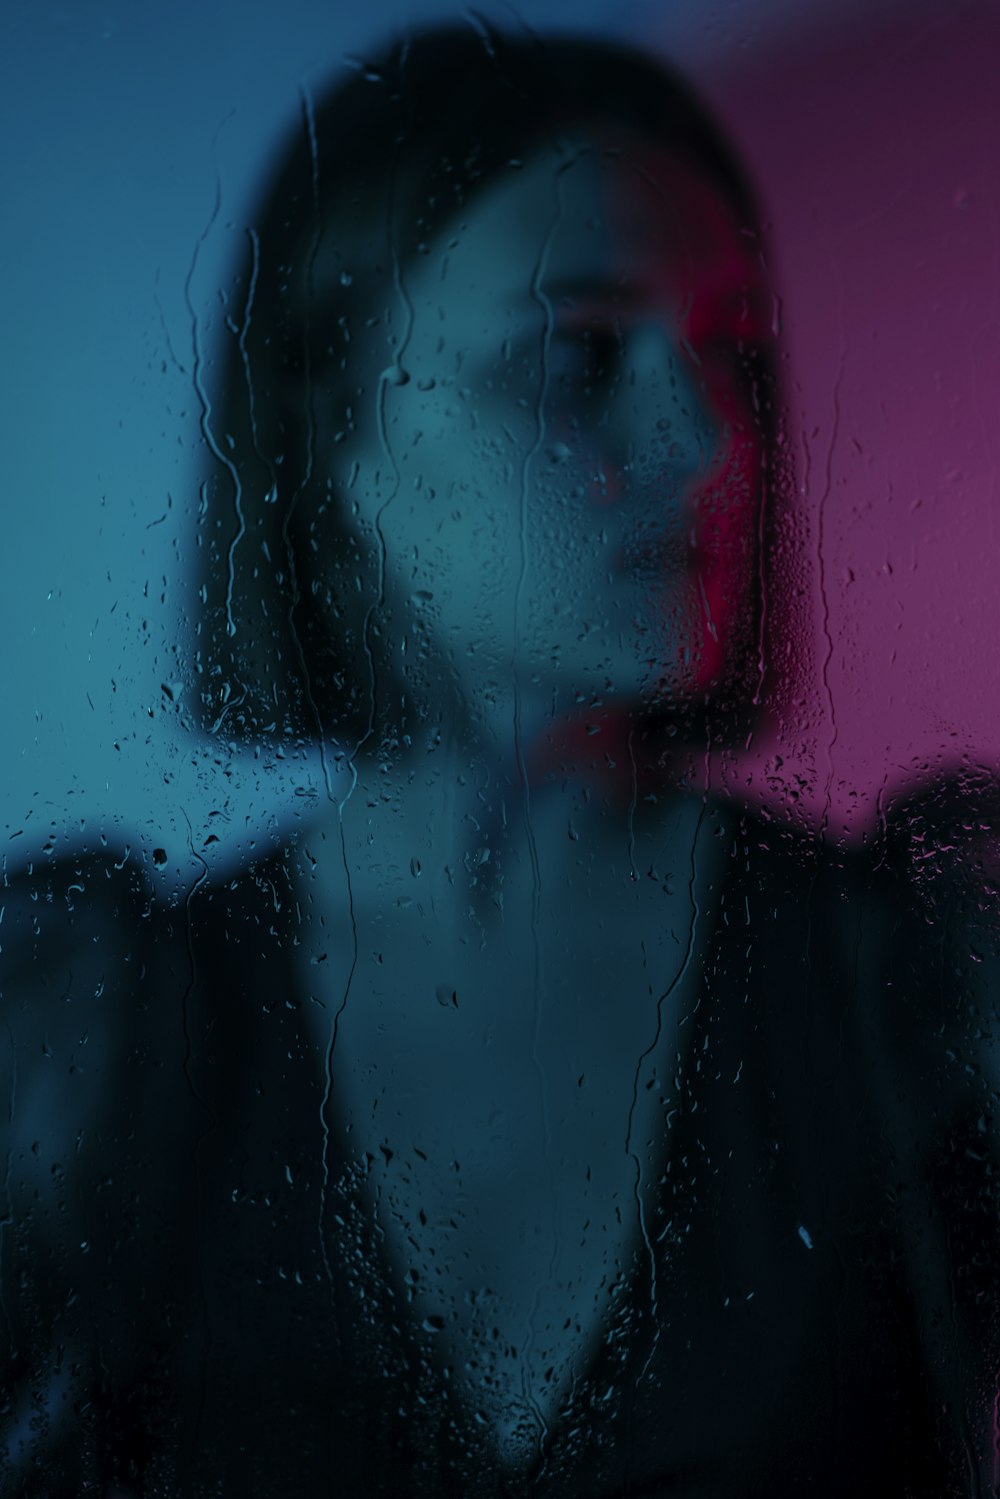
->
[5,5,1000,1495]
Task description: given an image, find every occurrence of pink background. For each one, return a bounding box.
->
[691,0,1000,838]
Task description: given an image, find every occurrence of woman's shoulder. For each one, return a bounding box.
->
[1,839,300,964]
[877,764,1000,895]
[705,766,1000,895]
[0,844,282,1232]
[1,848,166,1041]
[846,766,1000,988]
[1,849,182,1167]
[693,775,1000,1020]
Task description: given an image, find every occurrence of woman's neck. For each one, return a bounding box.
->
[345,688,712,835]
[295,746,727,1472]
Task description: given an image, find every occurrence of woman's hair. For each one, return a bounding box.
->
[195,23,781,755]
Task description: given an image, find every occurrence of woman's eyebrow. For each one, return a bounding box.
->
[537,285,672,337]
[542,276,642,307]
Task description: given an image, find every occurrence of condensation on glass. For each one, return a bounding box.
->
[3,16,1000,1499]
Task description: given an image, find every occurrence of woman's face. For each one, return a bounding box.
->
[323,132,767,727]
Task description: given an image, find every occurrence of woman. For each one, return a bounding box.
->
[4,24,996,1498]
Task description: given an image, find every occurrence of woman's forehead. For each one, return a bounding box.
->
[391,141,767,336]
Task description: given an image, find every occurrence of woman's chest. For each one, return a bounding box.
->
[295,787,729,1162]
[290,788,730,1460]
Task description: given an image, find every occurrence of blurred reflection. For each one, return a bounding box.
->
[3,23,998,1499]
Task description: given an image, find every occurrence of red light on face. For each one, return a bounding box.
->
[600,143,773,705]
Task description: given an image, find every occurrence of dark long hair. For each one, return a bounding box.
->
[195,24,783,760]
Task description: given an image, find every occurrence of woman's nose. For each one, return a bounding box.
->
[590,325,717,531]
[618,324,716,469]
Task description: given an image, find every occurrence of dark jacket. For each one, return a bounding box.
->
[2,781,997,1497]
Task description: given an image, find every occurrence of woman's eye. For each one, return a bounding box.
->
[548,327,622,409]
